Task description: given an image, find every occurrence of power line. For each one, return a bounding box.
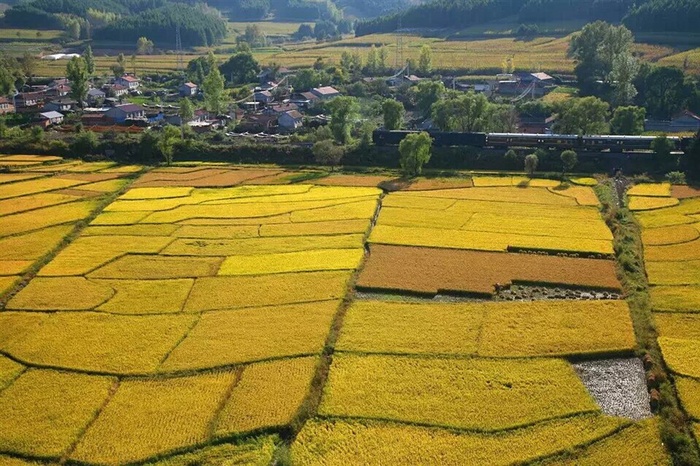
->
[175,23,184,76]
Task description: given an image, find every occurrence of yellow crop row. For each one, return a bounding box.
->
[291,415,626,466]
[657,337,700,378]
[641,224,700,246]
[646,260,700,286]
[38,235,173,276]
[0,311,196,375]
[400,186,578,206]
[89,255,222,280]
[215,357,318,436]
[628,196,680,211]
[337,300,635,358]
[290,199,379,223]
[91,210,150,225]
[676,377,700,420]
[0,355,23,391]
[161,302,337,372]
[183,271,350,312]
[162,234,363,256]
[0,173,43,184]
[551,418,668,465]
[145,436,278,466]
[642,238,700,262]
[0,199,100,237]
[0,192,82,217]
[628,183,672,197]
[72,370,237,464]
[218,248,364,276]
[369,224,614,256]
[319,354,598,431]
[651,286,700,312]
[0,369,113,458]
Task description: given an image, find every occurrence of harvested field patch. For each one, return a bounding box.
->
[173,224,259,239]
[672,185,700,199]
[53,188,103,198]
[95,279,194,314]
[0,355,24,391]
[641,224,700,246]
[676,377,700,420]
[337,301,483,355]
[0,369,113,458]
[478,300,635,357]
[643,238,700,261]
[651,286,700,312]
[654,313,700,340]
[550,418,668,465]
[0,199,99,237]
[91,210,150,225]
[260,219,371,237]
[315,174,393,187]
[646,260,700,285]
[320,355,598,431]
[163,234,363,256]
[120,187,194,200]
[357,245,620,296]
[0,311,196,374]
[0,192,81,217]
[548,186,600,206]
[370,224,614,255]
[240,171,316,185]
[82,224,180,237]
[218,249,364,276]
[38,235,173,276]
[184,271,349,311]
[0,177,85,199]
[144,436,278,466]
[161,302,337,371]
[628,196,679,211]
[7,277,114,310]
[71,371,237,464]
[291,415,626,466]
[628,183,671,197]
[215,357,317,436]
[89,255,222,279]
[657,337,700,378]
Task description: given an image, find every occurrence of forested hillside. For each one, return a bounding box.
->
[357,0,700,36]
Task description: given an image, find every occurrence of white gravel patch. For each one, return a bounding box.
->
[573,358,652,420]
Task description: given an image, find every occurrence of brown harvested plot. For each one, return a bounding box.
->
[357,245,620,296]
[402,177,474,191]
[315,174,394,187]
[133,169,283,187]
[672,185,700,199]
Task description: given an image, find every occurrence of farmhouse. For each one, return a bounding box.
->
[43,98,77,113]
[278,110,303,132]
[87,88,106,105]
[115,75,140,90]
[37,111,64,126]
[311,86,341,100]
[15,92,44,112]
[179,82,198,97]
[0,97,15,115]
[104,103,146,123]
[253,90,274,104]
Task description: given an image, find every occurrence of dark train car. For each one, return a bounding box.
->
[372,130,487,147]
[486,133,581,149]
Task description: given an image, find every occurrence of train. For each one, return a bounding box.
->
[372,130,695,153]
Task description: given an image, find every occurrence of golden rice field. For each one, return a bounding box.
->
[0,159,674,463]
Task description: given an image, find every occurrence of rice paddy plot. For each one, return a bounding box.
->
[628,183,672,197]
[628,196,680,211]
[672,185,700,199]
[641,224,700,246]
[183,271,350,311]
[91,210,151,225]
[7,277,115,310]
[397,186,578,206]
[132,168,285,187]
[82,224,181,237]
[290,199,379,223]
[215,357,318,436]
[314,174,394,187]
[0,369,113,458]
[635,211,696,229]
[119,187,195,200]
[218,249,364,276]
[143,436,278,466]
[319,354,598,431]
[657,337,700,378]
[654,313,700,340]
[160,302,337,371]
[646,260,700,285]
[291,415,627,466]
[0,276,19,295]
[548,186,601,206]
[0,177,86,199]
[95,279,195,314]
[172,224,259,239]
[0,355,24,391]
[71,370,237,464]
[675,377,700,420]
[88,255,223,279]
[0,173,44,184]
[0,311,197,375]
[645,237,700,262]
[651,286,700,312]
[259,219,371,237]
[0,199,100,237]
[402,177,475,191]
[162,234,364,256]
[0,260,32,275]
[0,192,84,217]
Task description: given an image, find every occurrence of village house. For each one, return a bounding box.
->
[645,110,700,133]
[15,92,44,112]
[37,111,64,127]
[253,90,274,104]
[237,113,277,133]
[103,84,129,98]
[46,84,71,98]
[87,88,106,106]
[115,75,140,90]
[0,97,16,115]
[289,92,319,109]
[278,110,303,132]
[263,102,299,116]
[179,82,198,97]
[310,86,340,100]
[43,98,77,113]
[104,103,146,123]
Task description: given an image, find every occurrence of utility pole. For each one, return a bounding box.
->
[395,16,403,72]
[175,24,184,79]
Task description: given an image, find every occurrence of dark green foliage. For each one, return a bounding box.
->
[624,0,700,33]
[610,106,645,135]
[684,132,700,182]
[219,52,260,85]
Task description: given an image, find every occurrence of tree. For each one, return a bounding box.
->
[399,131,432,177]
[312,140,344,170]
[202,66,227,115]
[561,150,578,176]
[68,20,81,41]
[19,52,37,83]
[413,80,445,118]
[158,125,181,165]
[240,25,266,48]
[136,37,154,55]
[179,98,194,137]
[432,91,490,132]
[83,45,95,77]
[651,134,677,173]
[553,96,610,135]
[638,66,691,119]
[66,57,89,108]
[111,53,126,77]
[130,54,137,76]
[70,131,99,156]
[328,96,360,144]
[365,45,379,75]
[610,52,639,105]
[382,99,405,130]
[610,106,646,135]
[524,153,538,175]
[418,45,432,76]
[295,24,314,40]
[685,131,700,181]
[219,52,260,85]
